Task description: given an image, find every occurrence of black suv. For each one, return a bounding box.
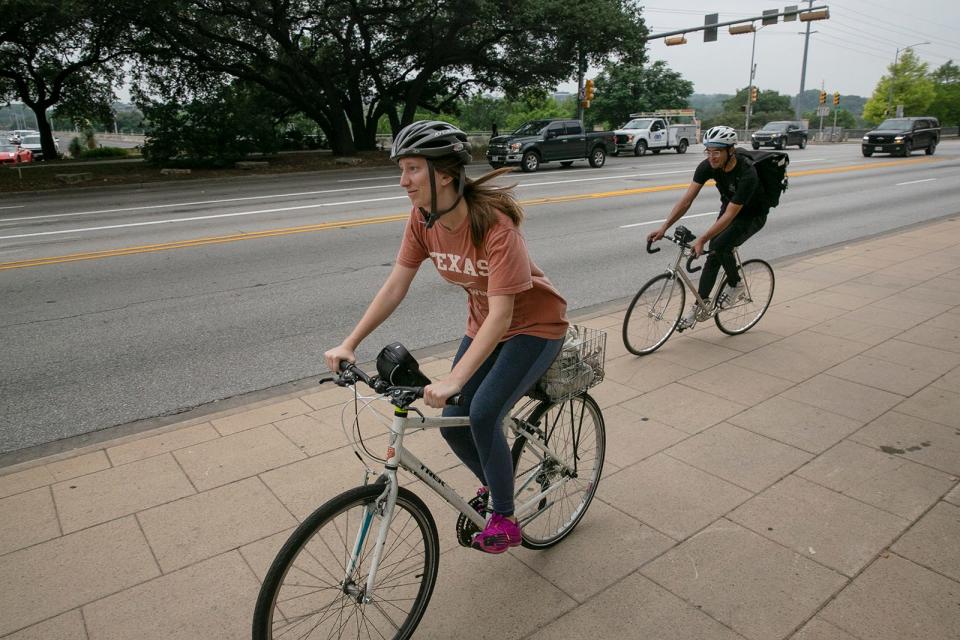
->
[862,117,940,157]
[751,121,807,150]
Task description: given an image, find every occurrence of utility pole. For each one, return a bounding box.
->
[795,0,814,120]
[745,27,759,132]
[575,47,585,122]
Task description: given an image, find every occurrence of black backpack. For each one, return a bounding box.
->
[735,148,790,208]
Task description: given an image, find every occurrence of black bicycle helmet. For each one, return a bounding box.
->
[391,120,472,229]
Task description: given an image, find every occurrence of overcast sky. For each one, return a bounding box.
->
[561,0,960,99]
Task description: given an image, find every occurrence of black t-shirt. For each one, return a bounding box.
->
[693,152,769,219]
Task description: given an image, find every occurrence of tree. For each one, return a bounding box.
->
[802,108,856,129]
[587,60,693,130]
[131,0,647,155]
[929,60,960,129]
[0,0,131,160]
[701,88,792,130]
[862,49,935,124]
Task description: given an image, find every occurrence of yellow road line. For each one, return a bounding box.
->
[0,157,944,271]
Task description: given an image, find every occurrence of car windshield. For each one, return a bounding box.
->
[761,123,789,132]
[0,144,18,152]
[876,119,911,131]
[621,119,654,130]
[22,136,41,144]
[512,120,553,136]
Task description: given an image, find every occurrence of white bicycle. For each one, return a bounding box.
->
[252,331,606,640]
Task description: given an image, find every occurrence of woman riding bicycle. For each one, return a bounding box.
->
[324,120,568,554]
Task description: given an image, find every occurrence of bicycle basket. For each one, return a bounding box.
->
[534,325,606,403]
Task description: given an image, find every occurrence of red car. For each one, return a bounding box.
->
[0,142,32,164]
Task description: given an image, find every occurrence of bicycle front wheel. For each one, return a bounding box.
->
[622,273,685,355]
[715,259,775,335]
[510,393,605,549]
[252,484,439,640]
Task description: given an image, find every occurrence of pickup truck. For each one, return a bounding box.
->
[613,117,696,156]
[486,119,615,172]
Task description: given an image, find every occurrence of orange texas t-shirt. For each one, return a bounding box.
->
[396,208,569,340]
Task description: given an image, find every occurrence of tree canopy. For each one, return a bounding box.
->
[587,60,693,130]
[929,60,960,127]
[862,49,935,124]
[0,0,130,159]
[130,0,648,154]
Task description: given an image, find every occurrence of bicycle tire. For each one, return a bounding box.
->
[622,273,685,355]
[509,393,605,549]
[714,259,775,335]
[252,484,439,640]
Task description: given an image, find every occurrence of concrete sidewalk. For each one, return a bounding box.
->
[2,216,960,640]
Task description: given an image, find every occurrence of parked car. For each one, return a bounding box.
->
[613,115,696,156]
[751,121,807,149]
[862,117,940,157]
[486,119,615,172]
[7,129,38,144]
[0,142,32,164]
[17,134,60,161]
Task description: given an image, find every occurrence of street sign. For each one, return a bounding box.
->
[816,105,830,116]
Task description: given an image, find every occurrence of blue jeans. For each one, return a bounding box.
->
[441,333,564,516]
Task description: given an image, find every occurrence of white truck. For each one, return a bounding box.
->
[613,109,699,157]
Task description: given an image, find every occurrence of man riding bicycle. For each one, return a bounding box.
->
[647,125,769,329]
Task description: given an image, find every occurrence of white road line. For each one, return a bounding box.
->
[619,212,717,229]
[0,166,694,225]
[0,205,25,210]
[896,178,937,186]
[0,196,409,240]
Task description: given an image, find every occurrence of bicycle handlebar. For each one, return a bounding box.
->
[326,360,465,407]
[645,239,660,254]
[686,254,702,273]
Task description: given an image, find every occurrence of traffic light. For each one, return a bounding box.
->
[750,86,758,103]
[833,91,840,106]
[582,79,595,108]
[818,90,827,105]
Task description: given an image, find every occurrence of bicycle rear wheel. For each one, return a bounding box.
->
[509,393,605,549]
[252,484,439,640]
[622,273,685,355]
[715,259,775,335]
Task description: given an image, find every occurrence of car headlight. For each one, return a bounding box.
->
[510,143,521,152]
[862,136,869,141]
[894,136,904,142]
[625,135,634,142]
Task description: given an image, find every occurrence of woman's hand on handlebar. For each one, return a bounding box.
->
[423,379,462,409]
[324,344,356,373]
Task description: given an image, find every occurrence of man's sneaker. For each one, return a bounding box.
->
[456,487,489,547]
[677,304,702,332]
[720,281,746,308]
[471,513,522,554]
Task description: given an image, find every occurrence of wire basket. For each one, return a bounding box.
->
[533,325,606,403]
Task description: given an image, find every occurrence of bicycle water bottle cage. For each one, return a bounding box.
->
[674,225,696,246]
[376,342,432,387]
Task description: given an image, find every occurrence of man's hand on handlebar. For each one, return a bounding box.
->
[646,227,666,244]
[423,380,462,409]
[324,344,356,373]
[692,237,707,258]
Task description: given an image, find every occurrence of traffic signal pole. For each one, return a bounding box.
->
[796,0,814,120]
[744,27,758,132]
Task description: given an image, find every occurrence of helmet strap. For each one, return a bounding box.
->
[419,162,466,229]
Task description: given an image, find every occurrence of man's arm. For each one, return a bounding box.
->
[648,181,704,243]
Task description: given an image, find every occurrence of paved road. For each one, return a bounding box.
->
[2,141,959,454]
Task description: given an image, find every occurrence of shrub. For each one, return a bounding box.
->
[69,137,84,159]
[81,146,129,159]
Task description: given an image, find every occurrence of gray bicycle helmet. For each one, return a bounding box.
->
[390,120,472,229]
[703,125,738,148]
[390,120,472,165]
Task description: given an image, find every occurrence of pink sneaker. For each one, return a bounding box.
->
[471,513,522,554]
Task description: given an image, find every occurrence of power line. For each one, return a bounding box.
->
[831,6,960,49]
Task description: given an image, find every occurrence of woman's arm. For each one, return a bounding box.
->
[422,293,514,408]
[324,263,419,371]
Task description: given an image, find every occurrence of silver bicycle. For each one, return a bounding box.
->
[252,332,606,640]
[622,225,775,355]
